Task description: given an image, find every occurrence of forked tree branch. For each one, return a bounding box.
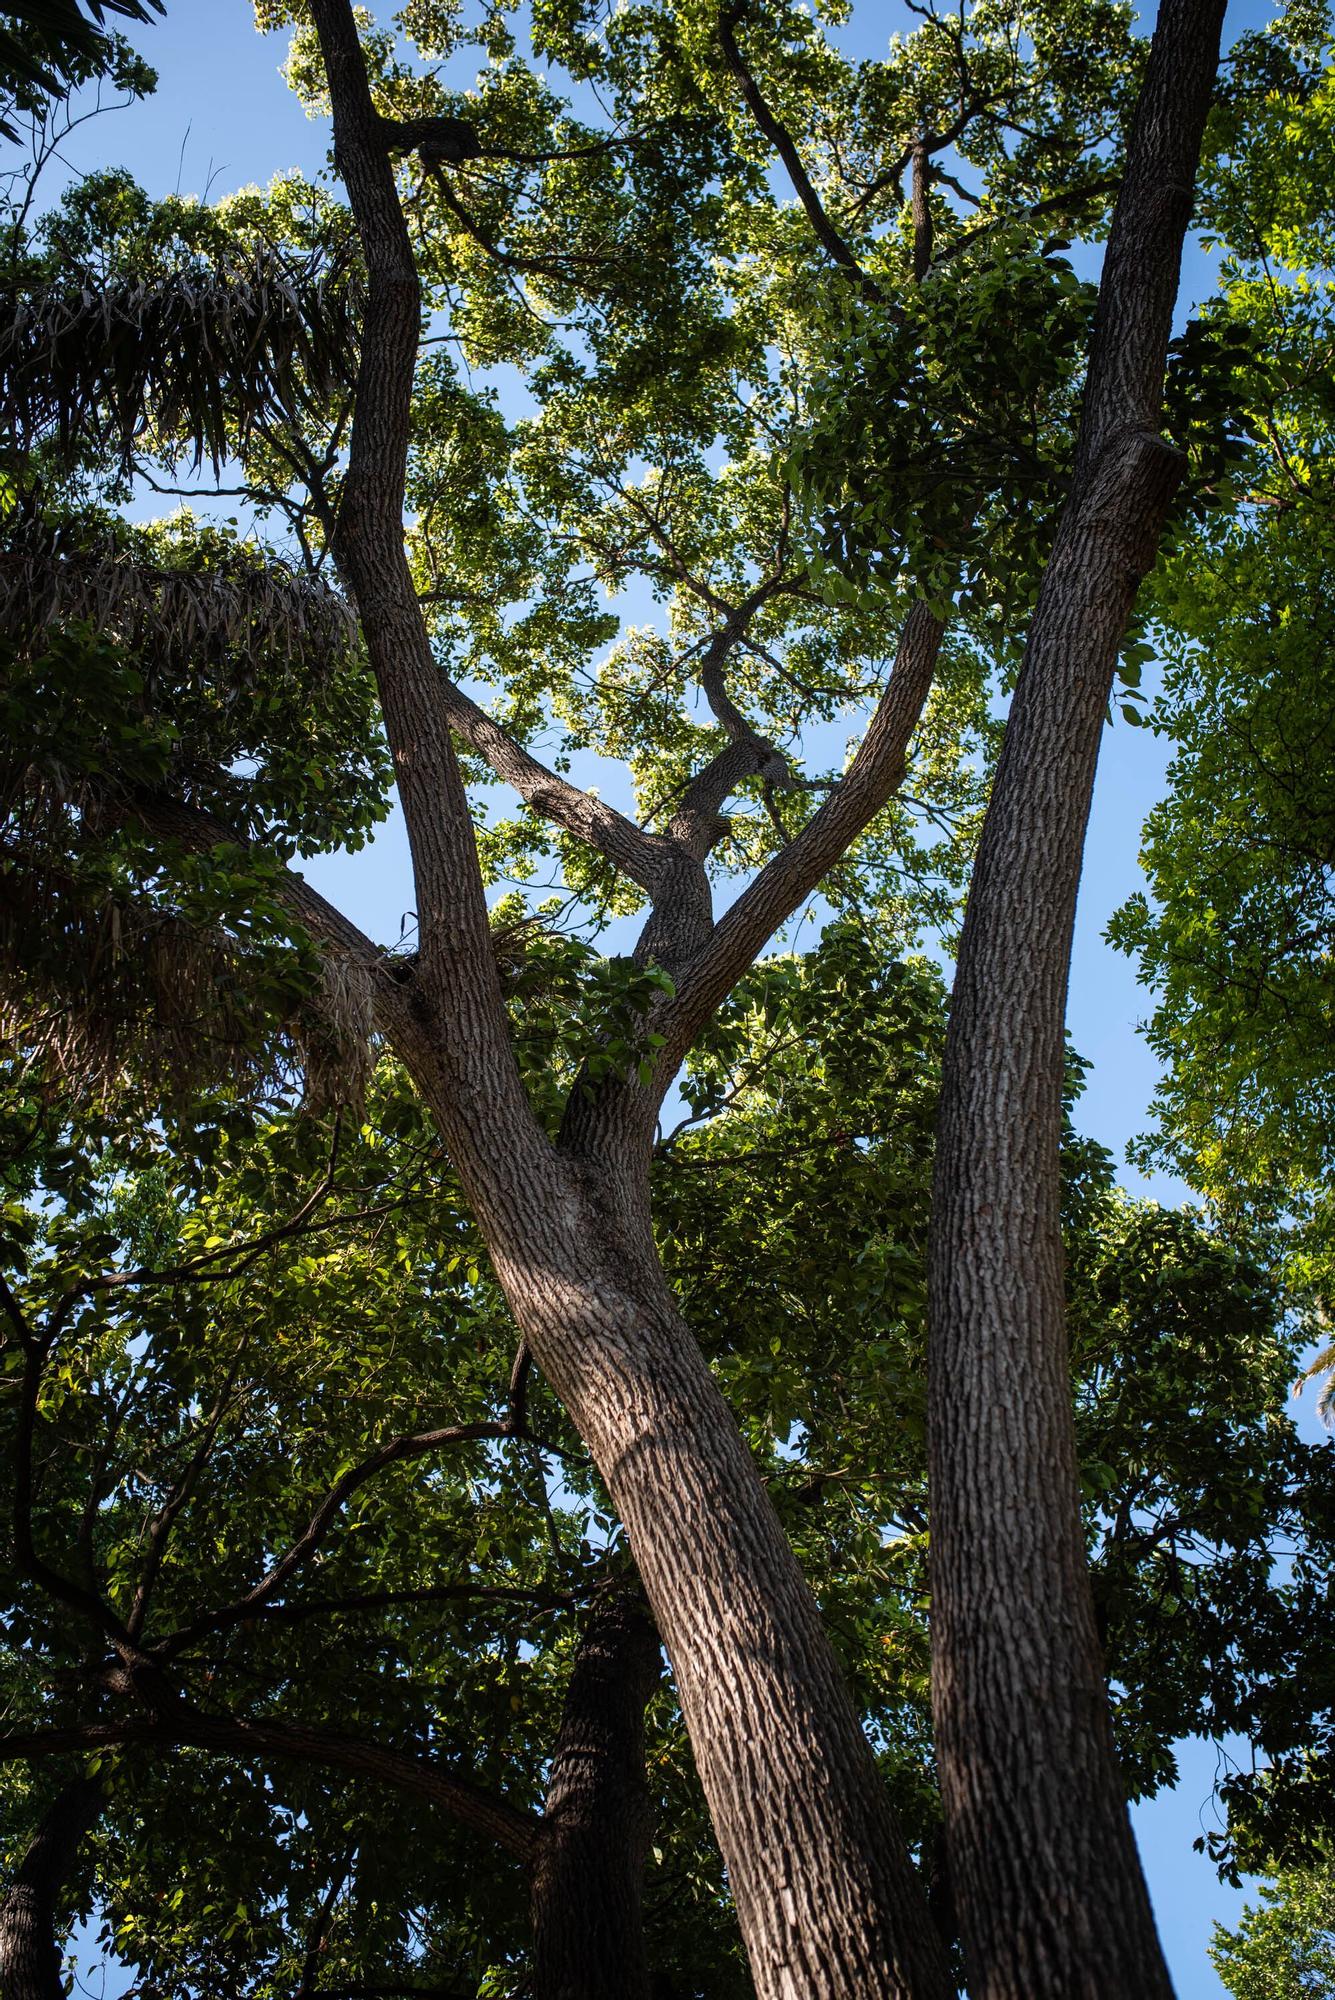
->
[660,598,945,1064]
[155,1418,513,1658]
[133,7,940,1155]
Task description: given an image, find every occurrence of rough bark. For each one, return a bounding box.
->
[0,1774,101,2000]
[531,1582,661,2000]
[306,5,953,1995]
[661,600,943,1063]
[423,1129,953,2000]
[927,4,1227,1996]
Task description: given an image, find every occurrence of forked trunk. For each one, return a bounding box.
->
[0,1775,101,2000]
[306,2,955,1990]
[531,1581,660,2000]
[927,2,1226,1993]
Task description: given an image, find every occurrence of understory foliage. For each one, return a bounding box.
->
[3,932,1332,1992]
[0,0,1331,1993]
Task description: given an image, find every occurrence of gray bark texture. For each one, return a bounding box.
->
[531,1582,661,2000]
[305,3,952,1994]
[927,2,1227,1995]
[0,1775,100,2000]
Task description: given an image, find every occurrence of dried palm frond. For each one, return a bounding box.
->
[0,844,377,1116]
[0,244,360,471]
[299,952,377,1119]
[1,857,271,1104]
[0,519,360,679]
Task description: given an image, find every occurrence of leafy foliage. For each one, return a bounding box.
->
[1212,1857,1335,2000]
[0,2,1331,1991]
[0,0,161,142]
[4,931,1331,1992]
[1110,19,1335,1321]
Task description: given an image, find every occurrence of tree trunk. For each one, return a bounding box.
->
[482,1168,953,2000]
[306,5,954,1993]
[0,1775,101,2000]
[927,3,1226,1995]
[531,1581,661,2000]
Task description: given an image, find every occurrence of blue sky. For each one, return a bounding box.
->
[30,3,1327,1994]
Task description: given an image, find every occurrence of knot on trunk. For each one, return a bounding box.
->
[1075,425,1186,581]
[377,114,483,165]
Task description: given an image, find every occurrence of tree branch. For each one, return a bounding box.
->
[660,598,944,1062]
[718,8,882,302]
[90,1119,345,1296]
[124,1341,248,1643]
[932,176,1122,271]
[0,1712,540,1862]
[379,112,669,170]
[507,1339,533,1434]
[156,1419,512,1659]
[307,0,547,1190]
[227,1582,575,1628]
[12,1330,134,1652]
[296,1852,353,2000]
[435,674,669,895]
[910,142,932,284]
[665,739,775,862]
[0,1271,35,1352]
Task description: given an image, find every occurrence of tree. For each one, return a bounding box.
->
[1108,19,1335,1333]
[925,3,1227,1988]
[1212,1859,1335,2000]
[0,0,1287,1991]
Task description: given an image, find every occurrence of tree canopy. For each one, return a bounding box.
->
[0,4,1331,1998]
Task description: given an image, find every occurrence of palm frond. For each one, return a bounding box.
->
[0,246,360,471]
[0,519,360,675]
[1295,1340,1335,1427]
[0,1,163,140]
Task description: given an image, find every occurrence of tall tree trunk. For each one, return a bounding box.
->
[0,1775,101,2000]
[927,3,1226,1995]
[306,5,953,1995]
[454,1149,954,2000]
[531,1581,660,2000]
